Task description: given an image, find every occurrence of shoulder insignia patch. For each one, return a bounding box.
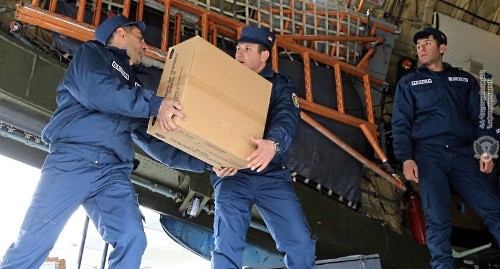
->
[291,93,300,108]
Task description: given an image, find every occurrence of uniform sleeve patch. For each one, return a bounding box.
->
[292,93,300,108]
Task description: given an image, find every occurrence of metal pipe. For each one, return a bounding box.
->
[99,242,109,269]
[360,124,404,190]
[131,176,269,233]
[0,124,48,152]
[77,216,90,269]
[130,175,178,200]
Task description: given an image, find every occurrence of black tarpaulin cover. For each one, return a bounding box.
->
[280,60,368,203]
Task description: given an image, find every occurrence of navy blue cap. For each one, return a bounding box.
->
[413,27,447,45]
[94,15,146,45]
[238,26,276,49]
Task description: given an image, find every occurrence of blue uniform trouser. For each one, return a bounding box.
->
[211,169,316,269]
[0,146,147,269]
[415,144,500,269]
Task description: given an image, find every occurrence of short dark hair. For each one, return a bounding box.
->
[257,44,272,64]
[107,25,136,45]
[258,44,270,52]
[433,35,446,47]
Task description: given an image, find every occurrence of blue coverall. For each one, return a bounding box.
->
[0,41,207,269]
[392,63,500,269]
[210,65,316,269]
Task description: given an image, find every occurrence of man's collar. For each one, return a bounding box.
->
[418,62,452,72]
[259,64,274,78]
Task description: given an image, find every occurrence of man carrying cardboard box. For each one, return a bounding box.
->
[211,26,317,269]
[0,15,208,269]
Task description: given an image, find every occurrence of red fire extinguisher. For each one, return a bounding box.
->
[406,182,426,245]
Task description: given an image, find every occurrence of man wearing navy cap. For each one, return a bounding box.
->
[210,26,316,269]
[412,27,448,45]
[0,15,209,269]
[392,27,500,269]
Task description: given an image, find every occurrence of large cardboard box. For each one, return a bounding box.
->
[148,36,272,169]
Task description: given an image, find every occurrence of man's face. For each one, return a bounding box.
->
[235,42,268,73]
[122,26,147,65]
[415,35,445,66]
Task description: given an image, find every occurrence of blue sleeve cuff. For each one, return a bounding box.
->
[397,154,413,163]
[149,96,163,117]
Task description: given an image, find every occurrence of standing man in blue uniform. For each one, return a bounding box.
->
[0,15,207,269]
[211,26,316,269]
[392,27,500,269]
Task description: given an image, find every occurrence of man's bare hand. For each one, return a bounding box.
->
[403,160,419,183]
[213,167,238,178]
[246,137,275,172]
[479,159,494,174]
[157,99,185,132]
